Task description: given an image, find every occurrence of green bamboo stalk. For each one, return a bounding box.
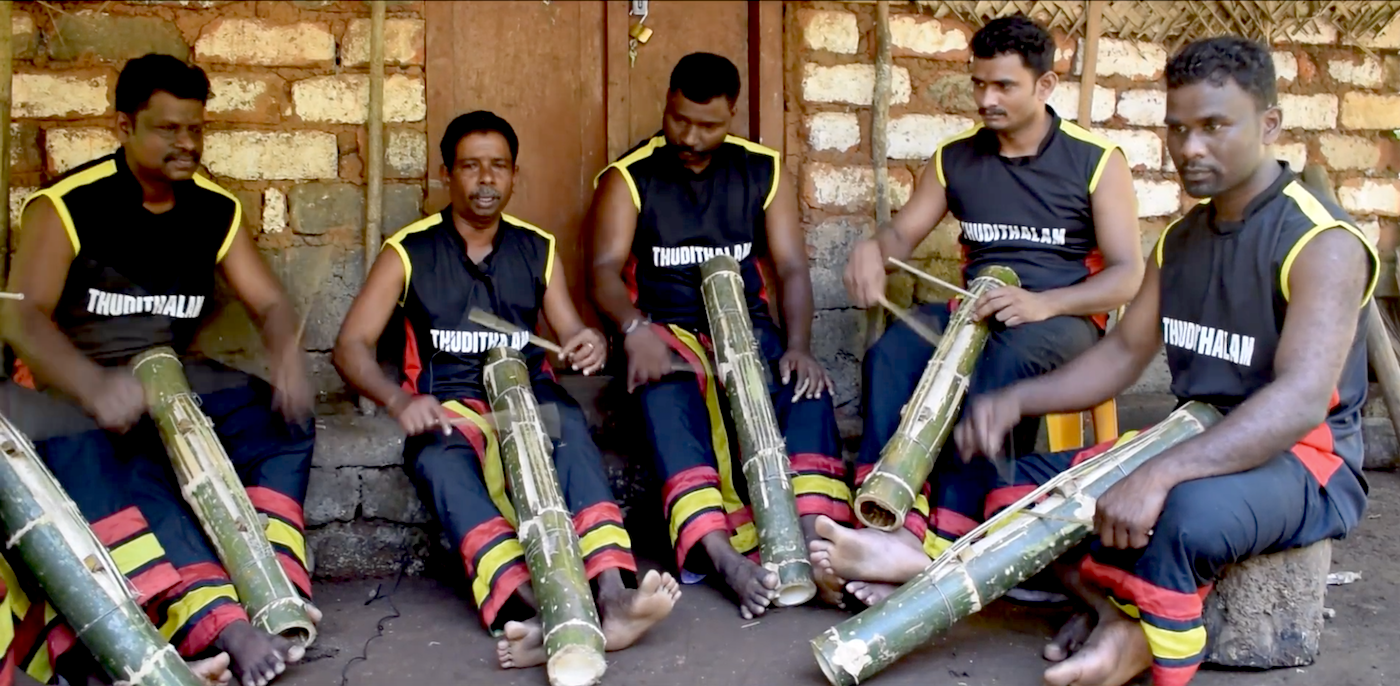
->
[854,265,1020,531]
[485,347,606,686]
[130,348,316,649]
[0,412,205,686]
[700,254,817,607]
[812,401,1224,686]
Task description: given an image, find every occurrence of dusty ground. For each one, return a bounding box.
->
[284,470,1400,686]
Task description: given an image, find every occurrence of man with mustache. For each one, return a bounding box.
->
[590,53,850,618]
[818,14,1143,606]
[952,35,1374,686]
[2,54,317,686]
[334,111,679,671]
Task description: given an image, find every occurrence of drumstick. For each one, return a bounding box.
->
[0,292,24,301]
[876,294,942,347]
[887,257,975,299]
[467,308,565,355]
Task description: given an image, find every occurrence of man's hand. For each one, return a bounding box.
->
[624,326,672,393]
[972,286,1059,327]
[86,370,147,433]
[270,347,314,424]
[561,328,607,376]
[843,238,887,309]
[1093,466,1171,549]
[388,393,454,437]
[953,390,1023,461]
[779,349,834,400]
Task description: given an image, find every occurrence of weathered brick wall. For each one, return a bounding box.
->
[791,4,1400,411]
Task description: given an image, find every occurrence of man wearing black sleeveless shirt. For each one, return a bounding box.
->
[591,54,849,619]
[817,16,1142,600]
[944,38,1375,686]
[2,55,314,686]
[335,112,678,670]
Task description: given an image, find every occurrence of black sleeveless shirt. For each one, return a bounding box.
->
[384,210,554,402]
[937,107,1117,296]
[1155,164,1377,525]
[24,152,241,366]
[597,134,779,333]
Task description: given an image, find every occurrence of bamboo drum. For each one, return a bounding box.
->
[484,347,606,686]
[812,402,1223,686]
[0,412,205,686]
[700,254,817,607]
[854,265,1019,531]
[130,348,317,648]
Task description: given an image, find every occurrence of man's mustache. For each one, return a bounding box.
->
[471,187,502,199]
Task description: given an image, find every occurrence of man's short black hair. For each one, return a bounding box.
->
[971,15,1055,77]
[1166,36,1277,111]
[440,110,519,167]
[115,53,210,116]
[669,52,741,105]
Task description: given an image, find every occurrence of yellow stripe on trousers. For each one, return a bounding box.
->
[110,533,166,577]
[443,400,518,528]
[579,524,632,558]
[159,585,239,640]
[471,537,526,609]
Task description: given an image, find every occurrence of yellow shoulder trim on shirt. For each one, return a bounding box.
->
[592,136,666,211]
[724,135,782,210]
[1057,121,1120,194]
[504,213,556,285]
[934,125,982,188]
[1279,180,1379,306]
[1153,216,1185,268]
[21,159,119,255]
[383,213,444,304]
[192,173,243,264]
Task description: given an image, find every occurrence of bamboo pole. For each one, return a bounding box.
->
[484,347,606,686]
[130,348,318,650]
[700,254,817,607]
[0,412,206,686]
[359,0,386,416]
[863,0,893,351]
[854,265,1019,531]
[814,402,1224,686]
[1077,1,1103,128]
[0,0,12,284]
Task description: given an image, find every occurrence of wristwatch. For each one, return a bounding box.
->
[623,316,651,335]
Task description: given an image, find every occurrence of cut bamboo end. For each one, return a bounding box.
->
[811,634,858,686]
[853,473,910,531]
[854,496,901,532]
[545,639,607,686]
[774,561,818,607]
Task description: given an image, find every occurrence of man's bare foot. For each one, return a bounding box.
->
[808,515,930,585]
[599,570,680,651]
[845,580,899,607]
[189,653,233,686]
[496,620,546,669]
[213,620,292,686]
[721,552,778,620]
[1042,613,1151,686]
[802,515,846,608]
[1044,612,1095,662]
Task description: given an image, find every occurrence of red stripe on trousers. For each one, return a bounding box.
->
[583,548,637,579]
[676,511,728,571]
[0,656,13,686]
[932,507,978,538]
[178,603,247,657]
[247,487,305,529]
[479,563,531,629]
[1293,422,1342,485]
[727,506,754,531]
[984,485,1037,520]
[1079,557,1204,623]
[573,502,624,533]
[662,466,722,515]
[853,464,874,486]
[459,517,515,578]
[441,400,493,468]
[797,495,852,523]
[401,319,422,394]
[651,325,709,396]
[1152,663,1199,686]
[10,600,47,677]
[91,506,151,547]
[46,625,76,666]
[278,553,313,598]
[790,453,845,477]
[1071,439,1118,467]
[129,562,182,605]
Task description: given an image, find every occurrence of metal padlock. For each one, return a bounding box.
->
[629,23,653,44]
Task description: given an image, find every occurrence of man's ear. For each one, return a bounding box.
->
[1261,105,1283,146]
[1035,71,1059,103]
[115,112,134,144]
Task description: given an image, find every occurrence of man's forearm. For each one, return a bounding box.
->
[1013,330,1153,417]
[4,307,107,399]
[333,341,410,410]
[1039,262,1141,319]
[592,269,645,328]
[874,223,916,263]
[250,299,300,359]
[777,267,814,352]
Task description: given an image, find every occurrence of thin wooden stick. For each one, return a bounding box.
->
[468,308,565,355]
[887,257,975,299]
[1077,1,1104,128]
[0,293,24,301]
[864,0,894,351]
[875,294,941,347]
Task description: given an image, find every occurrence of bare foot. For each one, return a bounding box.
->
[808,515,929,585]
[1041,613,1151,686]
[1044,612,1095,662]
[723,553,779,620]
[845,580,899,607]
[599,570,680,651]
[213,620,291,686]
[190,653,233,686]
[802,515,846,608]
[496,619,546,670]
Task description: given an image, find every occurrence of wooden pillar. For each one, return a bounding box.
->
[865,1,893,350]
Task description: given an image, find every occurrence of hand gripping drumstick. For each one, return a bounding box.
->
[886,257,976,299]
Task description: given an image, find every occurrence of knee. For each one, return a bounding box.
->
[1152,485,1234,562]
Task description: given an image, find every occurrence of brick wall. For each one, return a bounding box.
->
[791,4,1400,410]
[7,0,428,404]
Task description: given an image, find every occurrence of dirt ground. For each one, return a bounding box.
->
[284,471,1400,686]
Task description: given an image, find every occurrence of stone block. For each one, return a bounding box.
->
[910,216,961,261]
[288,183,363,236]
[1386,55,1400,93]
[1328,55,1383,88]
[1093,128,1160,171]
[1275,143,1308,173]
[13,73,110,119]
[1047,83,1114,123]
[312,412,404,469]
[292,74,426,124]
[802,163,912,212]
[1340,93,1400,130]
[910,258,962,303]
[341,18,426,66]
[385,129,428,178]
[48,12,189,62]
[1318,134,1382,171]
[1339,179,1400,217]
[384,183,425,234]
[45,128,119,175]
[1116,89,1165,127]
[204,131,338,180]
[807,216,870,310]
[267,244,363,351]
[1134,179,1180,218]
[798,9,858,55]
[1363,417,1398,470]
[801,64,911,106]
[10,123,41,174]
[12,13,37,60]
[361,468,430,524]
[195,19,335,66]
[1272,51,1298,83]
[1203,541,1331,668]
[1279,94,1338,131]
[262,188,287,234]
[806,112,860,153]
[1080,38,1165,80]
[10,187,35,230]
[307,522,429,579]
[926,74,976,115]
[304,466,360,526]
[811,308,864,410]
[206,75,283,123]
[886,114,975,160]
[889,15,968,60]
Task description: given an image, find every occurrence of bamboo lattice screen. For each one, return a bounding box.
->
[910,1,1400,51]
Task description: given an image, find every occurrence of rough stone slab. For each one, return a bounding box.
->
[12,14,37,60]
[264,244,362,352]
[288,183,364,236]
[361,468,430,525]
[383,184,425,234]
[1363,417,1398,471]
[48,13,190,62]
[304,466,361,526]
[307,522,429,579]
[10,123,42,174]
[1204,540,1331,668]
[312,412,405,469]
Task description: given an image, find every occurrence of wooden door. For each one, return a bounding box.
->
[425,1,784,329]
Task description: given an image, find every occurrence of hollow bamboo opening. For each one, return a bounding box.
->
[547,646,607,686]
[855,496,899,531]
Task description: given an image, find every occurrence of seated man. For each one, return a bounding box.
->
[589,53,849,617]
[2,54,317,686]
[821,15,1141,602]
[843,36,1375,686]
[333,111,679,670]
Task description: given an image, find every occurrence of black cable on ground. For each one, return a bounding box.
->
[338,553,411,686]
